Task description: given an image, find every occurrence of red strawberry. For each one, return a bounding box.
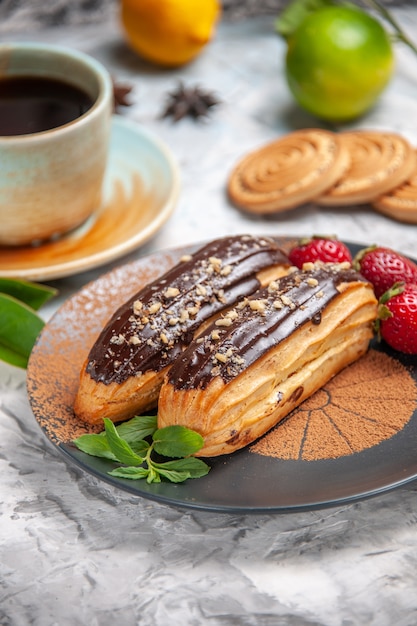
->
[288,236,352,268]
[354,246,417,299]
[376,282,417,354]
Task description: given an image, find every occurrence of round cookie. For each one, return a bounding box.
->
[316,130,416,206]
[227,129,350,214]
[373,151,417,223]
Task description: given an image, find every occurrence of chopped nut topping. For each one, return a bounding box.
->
[215,352,228,363]
[164,287,180,298]
[133,300,143,315]
[220,264,232,276]
[209,256,222,271]
[211,330,221,340]
[302,262,315,271]
[196,284,207,297]
[129,335,141,345]
[110,333,125,345]
[216,289,226,303]
[149,302,162,314]
[215,317,233,327]
[307,278,319,287]
[249,299,267,312]
[180,254,192,262]
[226,309,239,320]
[236,298,249,310]
[160,332,169,344]
[280,295,296,309]
[273,299,284,309]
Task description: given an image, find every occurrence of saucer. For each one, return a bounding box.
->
[0,115,180,281]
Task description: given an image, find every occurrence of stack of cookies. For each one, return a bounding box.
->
[227,129,417,224]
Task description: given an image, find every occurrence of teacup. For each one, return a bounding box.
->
[0,42,113,246]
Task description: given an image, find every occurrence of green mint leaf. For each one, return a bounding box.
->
[0,293,44,368]
[104,418,144,466]
[0,278,57,310]
[108,466,150,480]
[146,465,161,484]
[73,433,117,460]
[153,425,204,458]
[154,468,191,483]
[129,439,151,456]
[152,457,210,479]
[115,414,157,443]
[275,0,336,38]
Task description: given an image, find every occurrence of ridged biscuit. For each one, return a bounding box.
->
[227,129,350,214]
[373,151,417,223]
[317,131,416,206]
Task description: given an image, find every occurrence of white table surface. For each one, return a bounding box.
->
[1,9,417,626]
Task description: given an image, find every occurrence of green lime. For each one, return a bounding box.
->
[285,5,395,122]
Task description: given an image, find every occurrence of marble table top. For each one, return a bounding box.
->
[1,9,417,625]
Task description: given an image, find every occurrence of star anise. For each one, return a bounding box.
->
[112,79,134,112]
[161,82,220,122]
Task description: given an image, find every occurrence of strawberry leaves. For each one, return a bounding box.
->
[73,415,210,484]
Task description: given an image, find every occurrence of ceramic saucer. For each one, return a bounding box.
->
[0,115,180,281]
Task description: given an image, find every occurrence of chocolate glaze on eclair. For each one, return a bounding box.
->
[74,235,290,424]
[158,263,378,457]
[166,264,370,390]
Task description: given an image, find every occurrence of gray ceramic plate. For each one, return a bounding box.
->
[26,240,417,513]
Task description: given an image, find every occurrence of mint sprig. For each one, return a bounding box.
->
[73,415,210,484]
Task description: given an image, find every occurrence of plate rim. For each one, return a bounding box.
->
[0,115,181,281]
[26,237,417,513]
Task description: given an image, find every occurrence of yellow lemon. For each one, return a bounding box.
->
[120,0,221,67]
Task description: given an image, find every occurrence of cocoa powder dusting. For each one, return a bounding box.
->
[250,349,417,461]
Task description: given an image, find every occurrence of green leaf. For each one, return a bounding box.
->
[152,457,211,479]
[104,418,144,466]
[153,425,204,458]
[154,468,191,483]
[0,278,57,310]
[146,466,161,484]
[129,439,151,456]
[0,343,27,369]
[73,433,117,460]
[108,466,150,480]
[115,414,157,443]
[275,0,336,38]
[0,293,44,368]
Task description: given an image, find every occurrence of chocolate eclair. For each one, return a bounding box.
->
[74,235,290,425]
[157,263,378,457]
